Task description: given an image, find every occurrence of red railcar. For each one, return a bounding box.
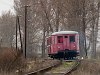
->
[47,31,79,59]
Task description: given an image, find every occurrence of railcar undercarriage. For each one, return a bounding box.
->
[49,50,79,59]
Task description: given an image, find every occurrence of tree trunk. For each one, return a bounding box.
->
[42,27,46,58]
[79,31,86,58]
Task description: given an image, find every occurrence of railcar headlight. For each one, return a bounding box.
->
[73,46,75,47]
[77,50,80,53]
[81,57,84,59]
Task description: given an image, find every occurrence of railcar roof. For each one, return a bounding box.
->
[51,31,78,35]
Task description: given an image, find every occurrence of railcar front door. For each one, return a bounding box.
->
[64,35,69,50]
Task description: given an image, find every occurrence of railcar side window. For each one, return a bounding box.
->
[52,37,55,44]
[58,36,63,43]
[47,37,51,45]
[70,36,75,42]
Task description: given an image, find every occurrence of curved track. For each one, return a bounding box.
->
[25,59,80,75]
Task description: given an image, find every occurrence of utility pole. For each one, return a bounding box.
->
[17,16,23,53]
[16,16,18,50]
[24,5,30,58]
[24,6,27,58]
[24,0,31,58]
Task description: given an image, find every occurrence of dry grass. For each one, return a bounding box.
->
[70,59,100,75]
[0,47,60,75]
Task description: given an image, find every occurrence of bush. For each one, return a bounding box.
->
[0,47,26,72]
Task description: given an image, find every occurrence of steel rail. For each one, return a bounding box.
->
[64,59,80,75]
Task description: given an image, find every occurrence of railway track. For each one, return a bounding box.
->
[24,59,61,75]
[25,59,80,75]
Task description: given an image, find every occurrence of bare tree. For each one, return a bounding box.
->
[0,11,16,47]
[14,0,100,58]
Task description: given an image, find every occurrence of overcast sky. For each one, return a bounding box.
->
[0,0,14,15]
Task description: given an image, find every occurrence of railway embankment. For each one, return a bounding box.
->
[70,59,100,75]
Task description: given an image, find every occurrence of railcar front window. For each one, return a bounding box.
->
[58,36,63,43]
[65,36,68,38]
[70,36,75,42]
